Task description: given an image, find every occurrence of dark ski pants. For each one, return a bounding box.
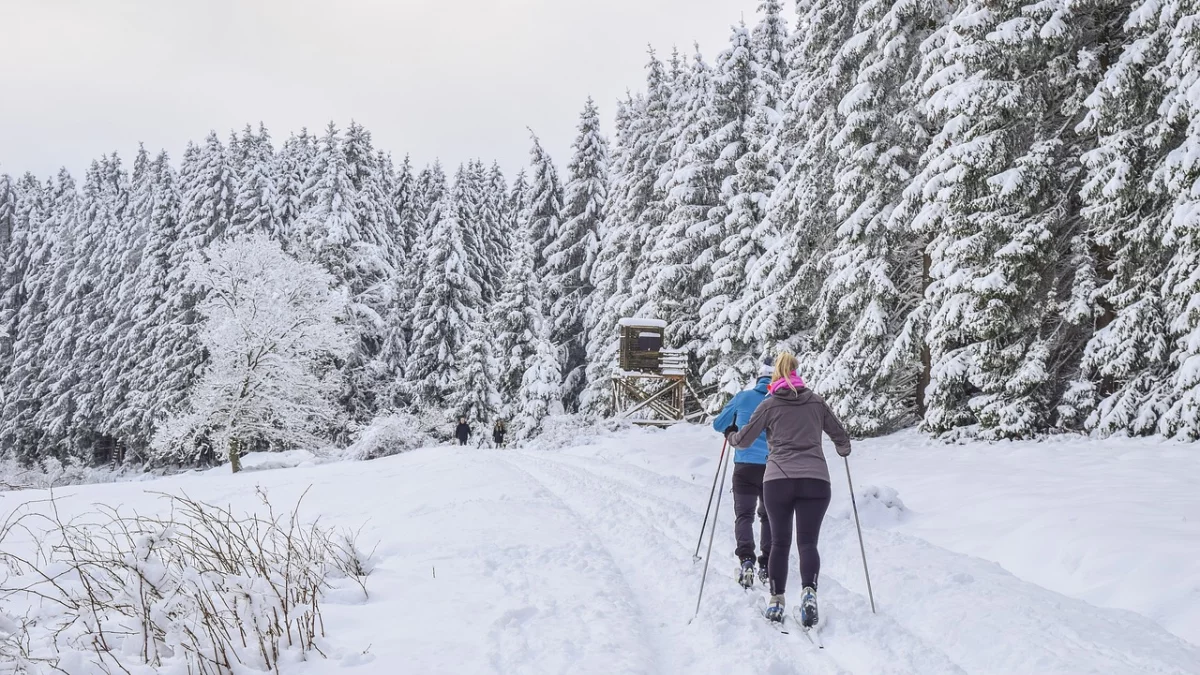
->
[763,477,831,596]
[731,463,771,566]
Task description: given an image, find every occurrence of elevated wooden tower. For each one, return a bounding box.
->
[611,318,706,426]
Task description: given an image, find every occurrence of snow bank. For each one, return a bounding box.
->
[830,484,910,529]
[202,447,337,474]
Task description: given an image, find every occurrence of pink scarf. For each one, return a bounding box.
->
[768,372,806,395]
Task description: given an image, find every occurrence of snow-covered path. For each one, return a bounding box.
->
[2,424,1197,674]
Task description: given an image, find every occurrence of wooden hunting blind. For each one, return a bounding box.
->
[619,319,665,372]
[611,318,705,426]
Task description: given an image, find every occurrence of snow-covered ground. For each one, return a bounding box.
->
[1,423,1197,674]
[854,430,1200,647]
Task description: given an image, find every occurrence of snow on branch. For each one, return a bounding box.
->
[151,234,353,473]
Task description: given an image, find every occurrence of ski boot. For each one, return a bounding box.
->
[798,586,819,629]
[738,559,756,589]
[764,594,786,623]
[757,562,769,586]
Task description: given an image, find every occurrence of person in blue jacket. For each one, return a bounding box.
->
[712,356,774,588]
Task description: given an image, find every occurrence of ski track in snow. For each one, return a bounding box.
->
[501,449,967,675]
[2,430,1198,675]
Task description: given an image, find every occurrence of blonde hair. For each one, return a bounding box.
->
[771,351,800,391]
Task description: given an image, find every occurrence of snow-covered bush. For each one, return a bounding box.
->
[345,412,436,460]
[0,489,372,674]
[0,455,157,493]
[832,484,910,529]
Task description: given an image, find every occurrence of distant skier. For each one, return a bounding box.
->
[711,357,775,589]
[455,417,471,446]
[725,351,851,628]
[493,420,507,448]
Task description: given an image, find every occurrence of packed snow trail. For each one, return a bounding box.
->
[2,424,1197,674]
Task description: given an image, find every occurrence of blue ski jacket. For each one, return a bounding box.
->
[712,377,771,464]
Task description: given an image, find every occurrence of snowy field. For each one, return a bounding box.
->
[1,423,1197,674]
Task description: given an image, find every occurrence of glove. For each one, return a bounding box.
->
[837,445,851,458]
[723,424,739,440]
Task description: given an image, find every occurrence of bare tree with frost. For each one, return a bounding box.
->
[152,234,351,472]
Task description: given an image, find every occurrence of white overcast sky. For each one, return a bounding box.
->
[0,0,793,180]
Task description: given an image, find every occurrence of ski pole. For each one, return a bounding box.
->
[691,442,732,623]
[844,455,876,614]
[692,438,729,562]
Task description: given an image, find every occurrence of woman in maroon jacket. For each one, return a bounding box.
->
[725,351,852,627]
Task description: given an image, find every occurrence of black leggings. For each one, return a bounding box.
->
[763,478,831,595]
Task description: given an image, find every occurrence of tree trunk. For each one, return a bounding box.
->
[228,438,242,474]
[916,246,933,417]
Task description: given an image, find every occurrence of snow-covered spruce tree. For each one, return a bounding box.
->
[406,192,481,406]
[617,52,673,320]
[54,155,131,457]
[295,123,395,423]
[89,155,144,457]
[802,0,948,435]
[507,168,529,233]
[492,225,552,412]
[515,314,564,441]
[121,145,214,461]
[752,0,790,106]
[645,48,718,353]
[180,132,237,247]
[695,22,764,396]
[275,128,316,240]
[525,132,564,276]
[389,155,418,260]
[230,123,282,239]
[1070,0,1182,436]
[452,162,490,303]
[376,154,420,407]
[741,0,862,354]
[549,98,609,412]
[1156,7,1200,440]
[99,148,158,452]
[0,174,49,462]
[902,0,1124,439]
[0,172,14,252]
[726,1,795,351]
[346,132,403,418]
[628,52,682,322]
[449,323,501,430]
[0,175,39,382]
[480,161,512,303]
[696,5,787,362]
[30,170,82,459]
[412,161,448,270]
[345,121,400,274]
[105,152,188,458]
[152,234,351,472]
[581,97,635,416]
[582,56,674,414]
